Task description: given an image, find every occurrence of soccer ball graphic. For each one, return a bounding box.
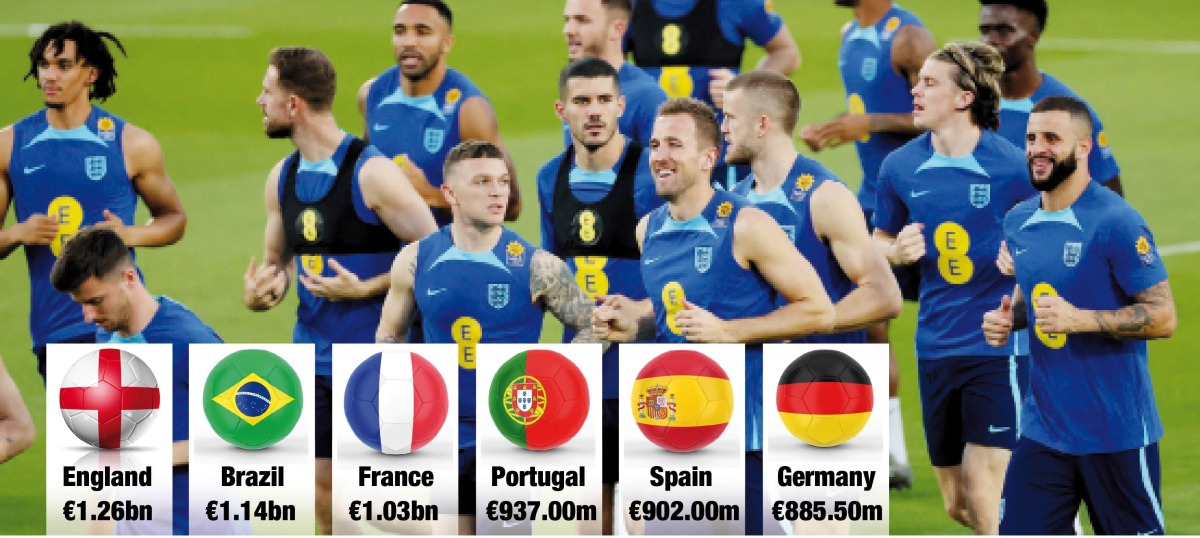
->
[344,351,449,454]
[776,349,873,447]
[631,349,733,452]
[488,349,589,451]
[203,349,303,450]
[59,348,160,449]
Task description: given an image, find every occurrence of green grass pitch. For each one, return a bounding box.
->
[1,0,1198,534]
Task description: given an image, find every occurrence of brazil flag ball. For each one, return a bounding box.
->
[488,350,589,451]
[632,349,733,452]
[776,349,873,447]
[344,351,449,454]
[203,349,303,450]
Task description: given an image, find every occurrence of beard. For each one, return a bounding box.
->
[45,101,66,110]
[574,123,616,154]
[1028,151,1077,192]
[399,50,441,82]
[834,0,860,7]
[265,122,293,139]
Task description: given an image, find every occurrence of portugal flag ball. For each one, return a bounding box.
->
[776,349,873,447]
[203,349,303,450]
[631,349,733,452]
[488,350,589,451]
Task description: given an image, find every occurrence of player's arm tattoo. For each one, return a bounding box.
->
[1093,281,1176,339]
[531,251,598,343]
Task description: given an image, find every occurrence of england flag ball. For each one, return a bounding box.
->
[59,348,161,449]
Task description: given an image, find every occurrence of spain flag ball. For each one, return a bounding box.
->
[776,349,872,447]
[203,349,303,450]
[631,349,733,452]
[488,350,589,451]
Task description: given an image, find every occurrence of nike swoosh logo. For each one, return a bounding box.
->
[372,124,390,132]
[23,164,45,174]
[988,425,1011,433]
[910,190,931,198]
[426,288,447,296]
[1013,248,1028,256]
[643,257,660,265]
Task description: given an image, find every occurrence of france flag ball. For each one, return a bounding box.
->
[344,351,449,454]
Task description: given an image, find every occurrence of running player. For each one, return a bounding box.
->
[0,355,34,465]
[243,47,438,534]
[0,21,187,383]
[725,70,901,343]
[359,0,521,226]
[872,42,1034,533]
[978,0,1123,195]
[377,141,599,535]
[593,98,834,535]
[563,0,667,147]
[984,96,1174,535]
[799,0,937,488]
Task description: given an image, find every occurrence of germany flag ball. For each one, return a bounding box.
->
[776,349,873,447]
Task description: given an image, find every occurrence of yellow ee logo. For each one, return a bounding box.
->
[299,208,322,243]
[574,256,609,301]
[661,24,683,56]
[301,254,324,275]
[662,281,686,336]
[576,209,599,245]
[658,66,693,99]
[1031,282,1067,349]
[452,316,482,369]
[47,196,81,257]
[934,222,973,285]
[847,94,870,142]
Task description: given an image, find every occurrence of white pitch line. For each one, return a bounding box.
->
[1039,38,1200,55]
[1160,241,1200,257]
[0,23,252,39]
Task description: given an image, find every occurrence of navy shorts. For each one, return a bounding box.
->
[602,398,618,485]
[1000,438,1163,535]
[918,355,1026,467]
[746,450,763,535]
[459,417,476,512]
[863,209,920,302]
[316,375,332,458]
[34,332,97,384]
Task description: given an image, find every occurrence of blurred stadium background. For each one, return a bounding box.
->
[1,0,1197,534]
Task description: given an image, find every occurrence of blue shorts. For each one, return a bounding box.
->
[918,355,1026,467]
[746,450,762,535]
[863,209,919,302]
[459,417,476,511]
[316,375,332,458]
[1000,438,1163,535]
[603,398,618,484]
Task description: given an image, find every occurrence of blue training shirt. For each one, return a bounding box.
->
[537,139,663,399]
[101,296,222,536]
[838,4,926,212]
[997,72,1121,185]
[1005,182,1165,454]
[413,226,542,446]
[278,134,396,375]
[732,155,865,344]
[642,190,773,450]
[8,107,137,347]
[364,66,484,226]
[874,131,1036,359]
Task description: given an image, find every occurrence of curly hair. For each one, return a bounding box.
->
[26,21,127,102]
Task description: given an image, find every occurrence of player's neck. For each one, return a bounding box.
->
[120,290,160,338]
[668,183,716,222]
[400,63,448,97]
[1000,63,1042,100]
[44,99,93,130]
[450,220,503,252]
[854,0,892,27]
[291,114,346,162]
[749,139,799,193]
[1042,173,1090,212]
[930,120,981,158]
[573,133,627,172]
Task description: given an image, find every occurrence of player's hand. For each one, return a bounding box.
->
[708,68,735,110]
[299,258,365,301]
[891,223,926,265]
[395,154,448,208]
[243,257,287,311]
[982,295,1014,347]
[812,115,870,149]
[13,213,59,246]
[91,209,130,242]
[798,123,826,152]
[1033,295,1085,335]
[996,240,1014,276]
[592,294,637,343]
[675,301,733,343]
